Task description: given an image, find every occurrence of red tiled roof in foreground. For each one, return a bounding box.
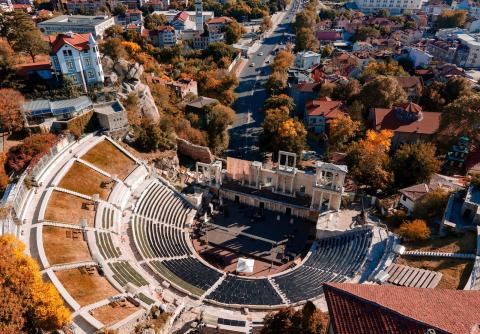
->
[49,33,91,54]
[324,283,480,334]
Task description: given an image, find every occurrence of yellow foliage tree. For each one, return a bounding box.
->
[398,219,431,242]
[121,41,141,55]
[328,114,360,150]
[346,130,394,191]
[0,235,71,333]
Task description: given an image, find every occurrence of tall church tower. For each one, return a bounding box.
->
[195,0,204,32]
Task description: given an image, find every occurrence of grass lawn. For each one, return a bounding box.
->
[43,226,91,265]
[396,256,474,289]
[45,191,96,226]
[58,161,113,200]
[90,300,140,327]
[56,267,118,306]
[403,230,477,254]
[82,140,136,180]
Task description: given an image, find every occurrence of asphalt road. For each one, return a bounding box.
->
[226,0,303,161]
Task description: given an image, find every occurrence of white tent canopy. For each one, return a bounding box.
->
[236,258,255,273]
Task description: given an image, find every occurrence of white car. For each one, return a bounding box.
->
[250,62,255,67]
[258,52,264,56]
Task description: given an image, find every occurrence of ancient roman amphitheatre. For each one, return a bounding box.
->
[19,134,391,333]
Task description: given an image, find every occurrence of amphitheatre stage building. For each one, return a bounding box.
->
[7,135,393,334]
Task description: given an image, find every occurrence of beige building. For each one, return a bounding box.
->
[195,151,347,220]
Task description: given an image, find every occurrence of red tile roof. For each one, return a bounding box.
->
[316,30,341,41]
[49,33,91,54]
[306,99,343,118]
[324,283,480,334]
[207,16,233,24]
[371,108,440,135]
[173,11,189,22]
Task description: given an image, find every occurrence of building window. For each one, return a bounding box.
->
[71,75,78,83]
[67,61,74,70]
[85,58,91,66]
[63,49,73,57]
[87,70,94,79]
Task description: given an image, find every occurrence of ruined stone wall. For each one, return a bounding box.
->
[176,138,214,163]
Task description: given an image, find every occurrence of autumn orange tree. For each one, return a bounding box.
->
[6,133,57,173]
[346,129,394,191]
[398,219,431,242]
[0,235,71,334]
[0,88,25,133]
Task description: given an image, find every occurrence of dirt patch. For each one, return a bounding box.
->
[45,191,96,226]
[56,267,118,306]
[396,256,474,289]
[43,226,91,265]
[404,230,477,254]
[58,162,113,200]
[90,299,140,327]
[82,140,136,180]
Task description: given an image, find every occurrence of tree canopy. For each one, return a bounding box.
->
[328,114,361,151]
[0,235,71,334]
[441,94,480,140]
[360,76,408,109]
[225,20,246,44]
[434,10,467,30]
[391,142,440,189]
[261,301,328,334]
[346,130,394,191]
[0,89,25,133]
[206,103,235,154]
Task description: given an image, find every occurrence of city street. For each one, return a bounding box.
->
[226,0,302,161]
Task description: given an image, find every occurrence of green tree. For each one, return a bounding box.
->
[113,3,128,16]
[264,94,295,112]
[260,15,273,32]
[391,142,440,189]
[261,301,328,334]
[419,81,446,111]
[351,26,380,42]
[443,76,473,103]
[360,76,408,109]
[434,10,467,30]
[3,12,48,62]
[105,24,125,39]
[134,118,175,152]
[441,94,480,139]
[319,8,337,20]
[101,37,128,60]
[331,79,361,102]
[206,103,235,154]
[224,20,246,44]
[144,13,167,30]
[413,188,449,220]
[266,70,288,95]
[295,27,319,52]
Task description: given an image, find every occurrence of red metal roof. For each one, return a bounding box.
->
[49,33,91,54]
[324,283,480,334]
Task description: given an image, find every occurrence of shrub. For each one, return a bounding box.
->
[398,219,431,242]
[413,189,449,221]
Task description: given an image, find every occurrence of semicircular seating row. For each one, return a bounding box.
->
[132,180,373,306]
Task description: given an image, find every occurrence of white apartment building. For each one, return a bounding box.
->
[38,15,114,39]
[49,32,104,91]
[355,0,423,14]
[294,51,321,70]
[457,33,480,68]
